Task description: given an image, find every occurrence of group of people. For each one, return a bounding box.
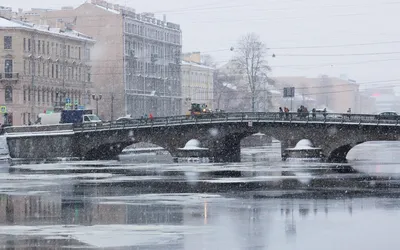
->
[140,113,154,122]
[278,107,291,119]
[278,106,328,120]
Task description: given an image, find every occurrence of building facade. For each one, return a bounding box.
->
[16,0,183,119]
[0,7,94,126]
[181,52,214,114]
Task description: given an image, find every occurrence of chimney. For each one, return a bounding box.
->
[0,6,12,20]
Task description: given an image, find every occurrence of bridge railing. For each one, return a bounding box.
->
[72,112,400,131]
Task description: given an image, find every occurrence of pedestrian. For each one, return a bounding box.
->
[312,108,316,120]
[323,108,327,119]
[149,113,153,121]
[284,107,289,119]
[347,108,351,119]
[279,107,284,119]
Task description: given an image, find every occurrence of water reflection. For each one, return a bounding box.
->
[2,142,400,248]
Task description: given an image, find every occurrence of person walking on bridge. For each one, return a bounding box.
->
[279,107,284,119]
[347,108,352,119]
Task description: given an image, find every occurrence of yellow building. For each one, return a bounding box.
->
[0,7,94,125]
[181,52,214,114]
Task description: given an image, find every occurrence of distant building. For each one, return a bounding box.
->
[272,76,371,113]
[0,7,94,125]
[181,52,214,114]
[15,0,183,119]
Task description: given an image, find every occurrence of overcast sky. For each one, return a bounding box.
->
[6,0,400,87]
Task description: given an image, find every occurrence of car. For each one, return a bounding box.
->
[116,116,136,124]
[374,111,398,120]
[314,108,343,119]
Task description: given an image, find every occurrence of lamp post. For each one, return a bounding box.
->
[92,94,102,116]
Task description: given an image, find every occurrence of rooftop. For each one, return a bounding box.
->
[89,0,180,30]
[0,17,94,42]
[181,60,215,70]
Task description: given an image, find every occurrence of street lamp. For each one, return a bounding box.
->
[92,93,102,116]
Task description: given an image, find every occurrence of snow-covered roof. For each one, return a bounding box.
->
[0,17,25,28]
[0,17,94,42]
[222,82,237,91]
[181,60,215,70]
[269,89,281,95]
[93,4,120,14]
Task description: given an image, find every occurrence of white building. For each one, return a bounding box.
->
[181,55,214,114]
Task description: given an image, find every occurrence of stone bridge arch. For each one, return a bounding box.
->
[76,121,400,162]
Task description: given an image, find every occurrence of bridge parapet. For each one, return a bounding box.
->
[72,112,399,133]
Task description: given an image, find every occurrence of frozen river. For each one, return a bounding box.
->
[0,141,400,249]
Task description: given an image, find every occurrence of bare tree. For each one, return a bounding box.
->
[213,69,238,110]
[232,33,271,112]
[201,54,216,67]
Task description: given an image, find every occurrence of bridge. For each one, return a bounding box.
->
[5,112,400,163]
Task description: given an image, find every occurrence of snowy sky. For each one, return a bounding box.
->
[6,0,400,88]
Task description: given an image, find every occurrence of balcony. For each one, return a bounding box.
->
[0,73,19,81]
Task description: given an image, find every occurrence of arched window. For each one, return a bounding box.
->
[5,86,12,102]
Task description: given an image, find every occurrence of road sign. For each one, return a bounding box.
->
[0,106,6,113]
[66,97,71,104]
[283,87,295,98]
[74,100,79,105]
[78,105,85,110]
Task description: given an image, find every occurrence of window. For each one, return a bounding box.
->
[37,89,40,103]
[78,47,81,60]
[51,64,54,78]
[42,63,45,77]
[47,42,49,55]
[56,65,58,78]
[23,38,26,51]
[4,36,12,50]
[38,40,41,54]
[4,59,12,78]
[42,42,45,55]
[23,89,26,103]
[28,39,31,51]
[67,45,70,58]
[5,86,12,102]
[24,60,26,75]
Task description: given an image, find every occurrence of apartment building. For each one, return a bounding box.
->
[16,0,183,119]
[0,7,94,125]
[181,52,214,114]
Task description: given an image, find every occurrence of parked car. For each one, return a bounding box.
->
[374,111,398,120]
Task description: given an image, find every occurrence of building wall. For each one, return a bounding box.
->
[181,59,214,114]
[17,0,183,120]
[0,21,94,126]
